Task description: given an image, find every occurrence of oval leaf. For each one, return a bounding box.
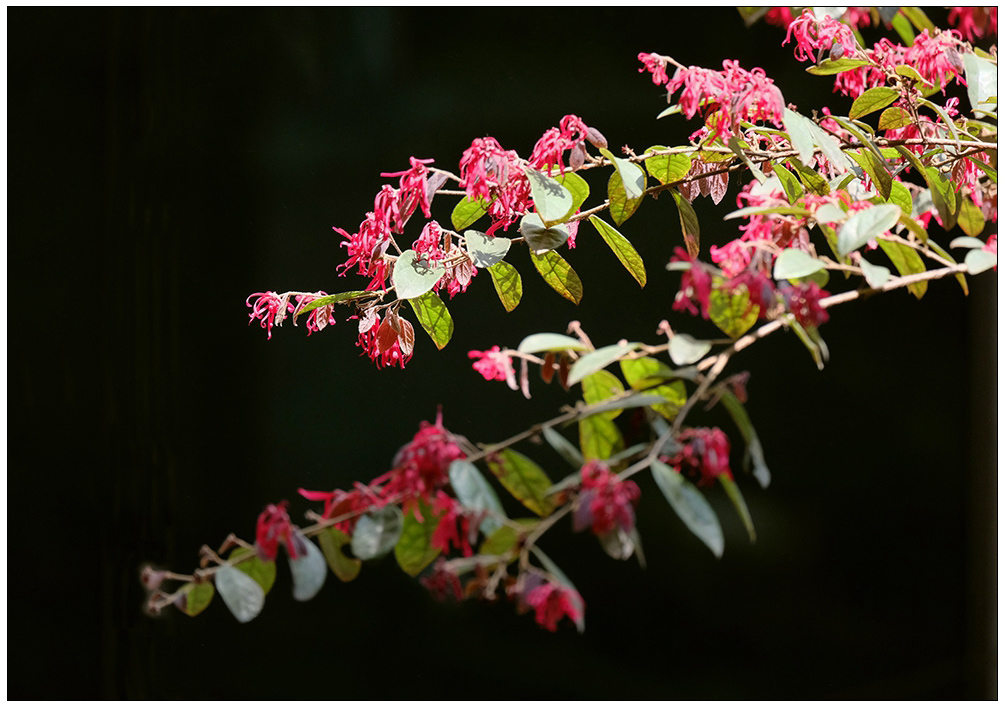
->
[317,527,362,582]
[215,565,266,624]
[228,548,277,594]
[581,369,626,420]
[451,196,487,231]
[517,332,589,354]
[877,106,912,131]
[409,290,454,350]
[668,333,712,366]
[392,250,446,300]
[600,148,646,200]
[836,204,901,256]
[486,261,522,312]
[588,216,647,287]
[464,229,511,267]
[859,257,892,288]
[289,532,327,601]
[849,86,899,120]
[526,167,573,225]
[449,460,505,535]
[486,448,555,517]
[555,171,590,222]
[709,276,758,339]
[295,291,373,317]
[530,250,583,304]
[520,213,570,254]
[650,460,724,558]
[177,582,215,617]
[567,342,640,387]
[542,425,584,468]
[351,506,404,560]
[394,499,443,577]
[965,248,997,275]
[645,146,692,185]
[670,189,700,257]
[579,413,625,462]
[773,248,827,280]
[877,240,928,299]
[607,169,644,226]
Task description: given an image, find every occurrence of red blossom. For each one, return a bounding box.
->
[637,52,670,85]
[947,7,998,43]
[782,281,831,329]
[430,491,474,557]
[372,410,465,508]
[529,115,600,174]
[247,291,294,340]
[293,291,336,335]
[671,247,714,319]
[468,345,517,388]
[255,501,299,561]
[574,461,640,537]
[459,137,533,235]
[380,156,435,228]
[784,9,860,63]
[524,581,584,632]
[666,427,733,487]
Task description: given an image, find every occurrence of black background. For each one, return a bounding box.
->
[8,7,997,700]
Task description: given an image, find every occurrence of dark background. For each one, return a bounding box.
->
[8,7,997,700]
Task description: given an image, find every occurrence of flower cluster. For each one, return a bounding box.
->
[468,346,517,387]
[784,9,861,63]
[639,55,785,142]
[573,461,640,537]
[517,574,584,632]
[459,137,533,235]
[256,502,300,561]
[666,427,733,487]
[947,6,998,43]
[529,114,606,174]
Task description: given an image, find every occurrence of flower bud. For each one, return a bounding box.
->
[585,126,608,149]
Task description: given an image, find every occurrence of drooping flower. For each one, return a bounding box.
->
[781,281,831,329]
[524,581,584,632]
[529,115,605,174]
[292,291,336,334]
[256,501,298,561]
[666,427,733,487]
[430,491,474,557]
[574,461,641,537]
[459,137,533,235]
[784,9,861,63]
[662,59,785,142]
[247,291,294,340]
[469,345,518,389]
[947,6,998,43]
[380,156,435,230]
[637,52,670,86]
[335,207,394,291]
[671,247,714,319]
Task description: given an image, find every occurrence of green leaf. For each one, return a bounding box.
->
[774,248,827,280]
[567,342,640,387]
[463,229,511,267]
[718,389,770,488]
[718,474,756,543]
[958,197,987,237]
[789,158,830,196]
[783,108,816,166]
[724,204,812,221]
[877,239,928,299]
[579,413,625,462]
[486,449,555,517]
[846,149,892,200]
[228,548,277,595]
[969,156,997,184]
[773,161,804,202]
[451,196,488,231]
[670,189,700,257]
[295,290,374,317]
[789,316,829,370]
[317,527,362,582]
[651,460,724,558]
[408,290,453,350]
[890,10,915,45]
[887,179,913,216]
[177,582,215,617]
[289,533,327,601]
[581,369,626,420]
[709,276,758,339]
[394,499,443,577]
[600,148,646,200]
[588,216,647,287]
[526,167,574,225]
[520,213,570,254]
[449,460,505,535]
[351,506,404,560]
[584,392,675,417]
[806,57,873,75]
[877,106,912,131]
[965,248,997,275]
[486,261,522,312]
[667,333,712,366]
[391,250,446,300]
[727,135,768,184]
[517,332,589,354]
[899,6,935,33]
[859,257,892,288]
[618,357,687,420]
[214,566,265,623]
[836,204,901,256]
[607,169,645,226]
[644,146,692,185]
[479,524,522,557]
[530,250,583,304]
[925,165,959,231]
[555,171,590,221]
[950,236,989,250]
[542,424,584,468]
[806,120,851,172]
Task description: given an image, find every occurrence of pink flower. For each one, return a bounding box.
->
[710,239,753,278]
[524,581,584,632]
[356,310,414,369]
[671,247,714,319]
[298,485,378,534]
[763,7,796,28]
[574,461,640,537]
[459,137,533,235]
[637,52,670,86]
[947,7,998,43]
[247,291,294,340]
[372,410,465,508]
[666,427,733,487]
[292,291,336,335]
[335,208,393,291]
[256,501,298,561]
[421,559,464,602]
[663,59,785,142]
[469,346,517,388]
[834,30,966,99]
[784,9,860,63]
[380,156,435,230]
[781,281,831,329]
[529,114,599,174]
[430,491,473,557]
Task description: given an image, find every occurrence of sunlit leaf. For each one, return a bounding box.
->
[806,57,872,75]
[709,276,758,339]
[671,189,700,257]
[607,169,644,226]
[581,369,626,420]
[517,332,589,354]
[965,248,997,274]
[486,449,555,517]
[555,171,590,222]
[849,87,899,119]
[957,197,987,237]
[392,250,446,300]
[877,106,912,130]
[579,413,625,462]
[567,342,640,387]
[667,333,712,366]
[289,531,327,601]
[451,196,488,231]
[600,147,646,200]
[877,239,928,299]
[644,146,692,185]
[774,248,827,280]
[464,229,511,267]
[836,204,901,256]
[859,257,892,288]
[773,161,804,202]
[588,216,647,287]
[409,290,453,350]
[486,261,522,312]
[295,290,374,316]
[520,213,570,254]
[526,166,574,225]
[530,250,583,304]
